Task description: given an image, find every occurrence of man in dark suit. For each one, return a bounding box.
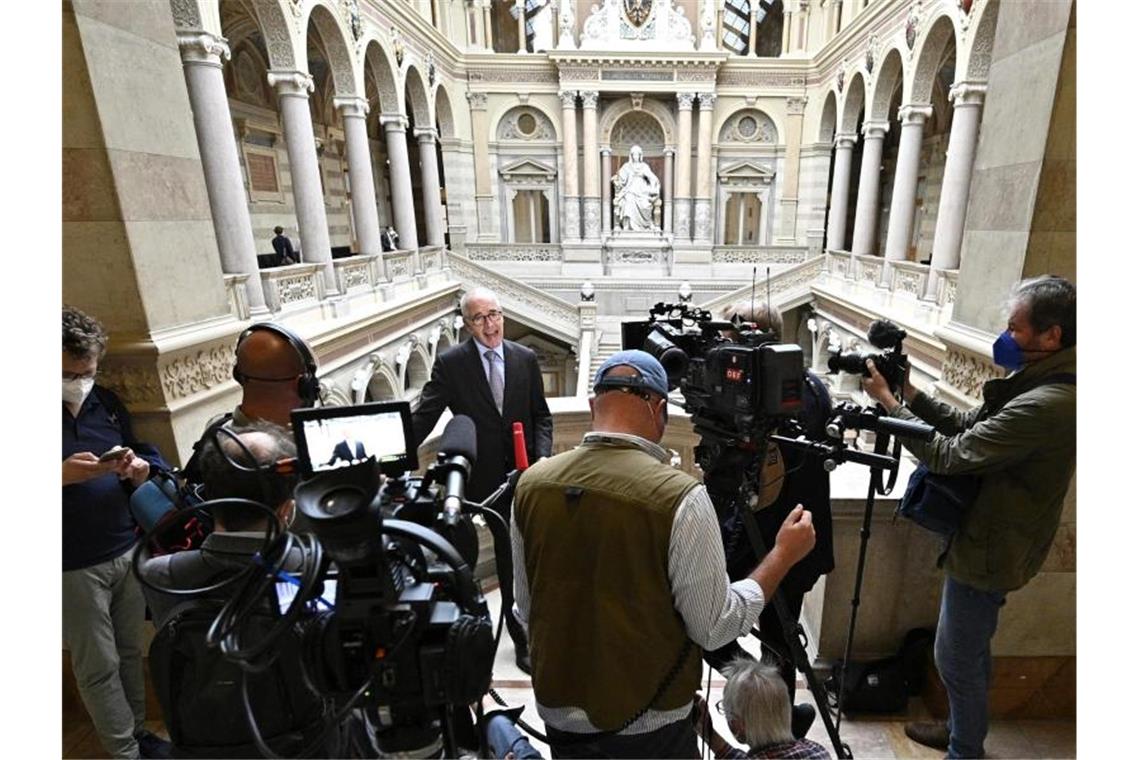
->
[327,428,367,466]
[271,226,298,264]
[411,287,553,672]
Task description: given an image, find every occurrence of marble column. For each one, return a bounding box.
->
[468,2,482,48]
[560,89,580,241]
[268,70,335,290]
[467,92,495,240]
[601,147,613,234]
[515,0,527,52]
[580,90,600,241]
[663,148,674,233]
[883,104,932,263]
[482,0,494,50]
[850,120,889,257]
[927,83,987,297]
[415,127,445,246]
[749,8,759,57]
[177,32,267,315]
[694,92,716,243]
[782,9,793,55]
[382,115,419,250]
[673,93,694,239]
[825,133,856,251]
[335,96,382,257]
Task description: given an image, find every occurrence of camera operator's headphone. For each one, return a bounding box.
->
[232,323,320,406]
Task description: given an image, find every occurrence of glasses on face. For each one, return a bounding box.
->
[468,309,504,326]
[715,699,725,715]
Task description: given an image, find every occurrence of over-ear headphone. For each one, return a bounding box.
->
[232,322,321,406]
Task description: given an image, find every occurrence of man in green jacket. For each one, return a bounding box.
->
[862,275,1076,759]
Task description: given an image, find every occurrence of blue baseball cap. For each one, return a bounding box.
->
[593,350,670,399]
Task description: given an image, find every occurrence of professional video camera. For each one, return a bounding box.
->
[135,402,501,759]
[622,302,934,759]
[827,319,910,392]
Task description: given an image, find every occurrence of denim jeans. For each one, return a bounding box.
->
[934,576,1007,759]
[485,715,543,759]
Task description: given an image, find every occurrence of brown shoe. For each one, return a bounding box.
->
[905,721,950,750]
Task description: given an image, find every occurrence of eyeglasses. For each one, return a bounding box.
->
[715,699,725,715]
[468,309,503,326]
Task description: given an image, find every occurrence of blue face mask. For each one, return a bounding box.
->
[991,331,1024,370]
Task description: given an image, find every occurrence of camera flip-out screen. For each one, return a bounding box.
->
[291,401,417,477]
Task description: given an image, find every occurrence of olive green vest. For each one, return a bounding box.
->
[514,440,703,731]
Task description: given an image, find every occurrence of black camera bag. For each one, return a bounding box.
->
[827,628,934,714]
[895,372,1075,536]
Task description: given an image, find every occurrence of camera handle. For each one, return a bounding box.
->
[736,505,853,759]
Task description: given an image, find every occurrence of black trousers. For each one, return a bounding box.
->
[546,717,698,759]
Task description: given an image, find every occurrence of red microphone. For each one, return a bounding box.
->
[512,422,530,471]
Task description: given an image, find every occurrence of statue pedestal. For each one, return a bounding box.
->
[603,231,673,276]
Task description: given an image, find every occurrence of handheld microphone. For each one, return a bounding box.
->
[512,422,529,471]
[436,415,478,525]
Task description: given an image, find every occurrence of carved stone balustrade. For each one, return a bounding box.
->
[710,245,812,265]
[223,273,252,321]
[887,260,930,299]
[384,249,417,283]
[332,253,383,295]
[700,254,825,316]
[259,263,326,313]
[464,242,563,262]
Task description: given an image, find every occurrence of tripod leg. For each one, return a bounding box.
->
[836,475,879,734]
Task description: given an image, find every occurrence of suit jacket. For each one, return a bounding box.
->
[328,439,366,465]
[412,338,553,502]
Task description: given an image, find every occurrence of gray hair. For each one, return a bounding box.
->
[722,658,794,749]
[62,305,109,360]
[1008,275,1076,348]
[460,287,501,320]
[720,301,784,340]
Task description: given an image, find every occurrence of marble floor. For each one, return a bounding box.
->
[63,586,1077,758]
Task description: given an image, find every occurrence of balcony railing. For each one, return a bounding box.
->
[464,242,562,262]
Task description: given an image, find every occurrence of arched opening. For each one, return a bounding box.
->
[366,372,399,403]
[364,41,400,240]
[911,17,959,264]
[840,72,867,252]
[435,87,455,246]
[404,68,432,246]
[496,105,560,242]
[871,50,905,257]
[819,91,838,248]
[404,351,430,400]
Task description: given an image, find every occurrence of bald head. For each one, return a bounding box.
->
[590,365,668,442]
[234,329,310,426]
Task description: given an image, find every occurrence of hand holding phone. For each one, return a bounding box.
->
[98,446,130,463]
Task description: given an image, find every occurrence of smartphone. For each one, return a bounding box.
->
[98,447,130,463]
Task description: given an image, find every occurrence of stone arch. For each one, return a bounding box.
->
[231,40,273,107]
[609,111,667,153]
[367,366,401,402]
[869,47,906,120]
[362,37,400,114]
[907,13,959,105]
[403,65,432,127]
[598,98,676,147]
[962,0,1000,82]
[495,105,558,142]
[304,1,360,97]
[435,83,456,138]
[169,0,222,34]
[716,108,779,145]
[818,91,838,143]
[320,381,353,407]
[247,0,301,70]
[839,70,868,134]
[488,99,562,142]
[403,346,431,396]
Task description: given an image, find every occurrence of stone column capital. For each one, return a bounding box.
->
[579,90,599,109]
[677,92,696,110]
[664,147,675,157]
[414,126,438,143]
[862,120,890,139]
[835,132,857,149]
[334,95,370,118]
[177,31,230,66]
[898,104,933,126]
[785,96,807,116]
[466,91,488,110]
[381,113,410,131]
[268,70,314,97]
[698,92,717,110]
[600,146,612,156]
[559,89,579,109]
[950,81,987,107]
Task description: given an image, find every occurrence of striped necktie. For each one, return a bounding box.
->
[485,350,504,413]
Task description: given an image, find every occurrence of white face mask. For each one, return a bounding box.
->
[63,377,95,406]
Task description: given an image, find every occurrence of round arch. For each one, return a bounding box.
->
[434,83,456,138]
[715,107,779,145]
[303,1,360,98]
[403,65,433,127]
[367,367,401,402]
[839,71,868,135]
[869,47,906,120]
[488,99,562,142]
[598,98,676,147]
[362,38,400,114]
[818,91,838,143]
[403,347,431,397]
[962,0,1000,82]
[907,14,959,105]
[242,0,301,70]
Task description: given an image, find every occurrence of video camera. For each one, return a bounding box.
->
[827,319,910,393]
[620,302,805,445]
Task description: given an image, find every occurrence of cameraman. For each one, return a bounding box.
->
[861,275,1076,759]
[703,302,834,736]
[512,351,816,758]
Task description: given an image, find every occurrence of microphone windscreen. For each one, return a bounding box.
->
[129,477,179,531]
[867,319,905,349]
[440,415,478,462]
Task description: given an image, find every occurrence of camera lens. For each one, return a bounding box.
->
[644,331,687,385]
[318,486,369,518]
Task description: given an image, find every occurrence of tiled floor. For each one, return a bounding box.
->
[63,586,1076,758]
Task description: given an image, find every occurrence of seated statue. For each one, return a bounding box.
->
[612,145,661,232]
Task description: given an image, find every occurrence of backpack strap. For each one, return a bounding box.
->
[181,413,233,484]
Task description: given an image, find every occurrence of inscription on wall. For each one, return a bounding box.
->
[247,153,279,193]
[602,70,673,81]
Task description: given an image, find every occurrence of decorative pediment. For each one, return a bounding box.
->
[499,158,558,183]
[717,160,776,185]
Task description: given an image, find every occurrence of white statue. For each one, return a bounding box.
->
[612,145,661,231]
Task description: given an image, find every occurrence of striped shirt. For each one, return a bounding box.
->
[511,431,766,735]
